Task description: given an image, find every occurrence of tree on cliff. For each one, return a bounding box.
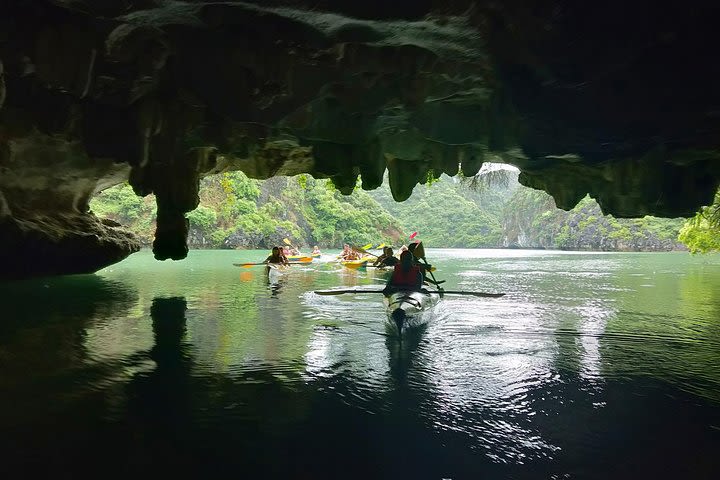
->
[678,190,720,253]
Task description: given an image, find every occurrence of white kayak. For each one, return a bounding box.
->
[267,263,288,283]
[383,288,441,334]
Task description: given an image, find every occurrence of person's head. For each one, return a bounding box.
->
[399,250,413,270]
[271,246,279,255]
[384,247,393,256]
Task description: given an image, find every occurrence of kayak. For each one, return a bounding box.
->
[267,263,288,283]
[340,259,369,269]
[311,253,322,258]
[286,255,313,262]
[383,288,441,334]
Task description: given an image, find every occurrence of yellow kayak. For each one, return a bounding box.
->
[340,259,369,269]
[286,255,313,262]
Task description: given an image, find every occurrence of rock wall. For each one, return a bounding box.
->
[1,0,719,277]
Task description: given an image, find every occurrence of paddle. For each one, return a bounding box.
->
[429,290,504,298]
[314,288,504,298]
[411,241,443,291]
[233,257,312,267]
[353,245,379,258]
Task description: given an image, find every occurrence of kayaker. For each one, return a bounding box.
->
[384,251,423,292]
[264,246,289,265]
[373,247,399,267]
[340,243,360,260]
[408,241,432,282]
[312,245,322,255]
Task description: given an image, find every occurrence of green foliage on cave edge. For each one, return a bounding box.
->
[678,190,720,254]
[90,171,690,252]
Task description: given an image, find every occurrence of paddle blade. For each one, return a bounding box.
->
[409,232,418,240]
[376,243,385,249]
[413,241,426,259]
[283,238,292,245]
[360,243,373,250]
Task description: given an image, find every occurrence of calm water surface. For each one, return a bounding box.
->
[2,249,720,479]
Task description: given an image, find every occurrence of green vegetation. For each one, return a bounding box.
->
[90,170,692,251]
[367,175,512,247]
[678,190,720,253]
[90,182,157,241]
[92,172,400,248]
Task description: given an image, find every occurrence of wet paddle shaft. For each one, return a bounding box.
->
[412,242,442,289]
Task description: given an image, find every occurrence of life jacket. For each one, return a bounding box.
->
[381,256,399,267]
[267,254,284,264]
[390,265,422,288]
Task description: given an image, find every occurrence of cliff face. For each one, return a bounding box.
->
[1,1,719,278]
[501,193,685,252]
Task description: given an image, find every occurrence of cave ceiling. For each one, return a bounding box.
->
[1,0,720,276]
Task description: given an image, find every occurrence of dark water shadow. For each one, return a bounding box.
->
[0,273,138,333]
[123,297,194,471]
[385,324,427,384]
[0,274,139,374]
[0,274,139,474]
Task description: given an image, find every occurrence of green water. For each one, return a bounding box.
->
[2,249,720,479]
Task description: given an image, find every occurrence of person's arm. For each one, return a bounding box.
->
[383,269,396,293]
[263,256,271,264]
[413,270,421,290]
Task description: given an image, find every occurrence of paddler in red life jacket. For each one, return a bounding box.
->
[408,241,432,283]
[384,251,423,292]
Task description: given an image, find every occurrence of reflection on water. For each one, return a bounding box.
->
[123,297,193,467]
[386,324,427,383]
[0,274,139,400]
[1,250,720,478]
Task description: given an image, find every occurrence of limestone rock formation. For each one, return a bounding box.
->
[1,0,719,277]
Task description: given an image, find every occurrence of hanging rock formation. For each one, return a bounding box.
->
[1,0,719,278]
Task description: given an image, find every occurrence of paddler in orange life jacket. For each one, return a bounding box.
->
[264,246,289,265]
[384,250,423,292]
